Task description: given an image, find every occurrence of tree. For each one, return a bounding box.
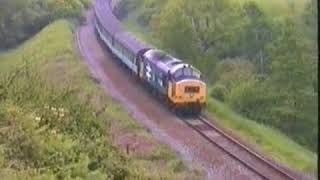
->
[266,18,317,150]
[0,0,89,49]
[151,0,196,59]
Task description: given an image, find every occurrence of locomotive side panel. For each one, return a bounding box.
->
[140,59,168,95]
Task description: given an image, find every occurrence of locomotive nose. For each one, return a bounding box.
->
[171,79,207,105]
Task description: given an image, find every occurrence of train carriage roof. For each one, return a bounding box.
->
[95,0,151,55]
[95,0,122,34]
[114,32,149,55]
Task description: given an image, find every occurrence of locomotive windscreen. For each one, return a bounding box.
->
[185,86,200,93]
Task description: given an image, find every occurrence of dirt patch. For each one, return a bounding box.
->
[111,125,157,155]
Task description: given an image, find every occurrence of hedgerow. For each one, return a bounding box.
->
[0,66,144,179]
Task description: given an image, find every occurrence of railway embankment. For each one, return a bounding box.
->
[0,19,202,179]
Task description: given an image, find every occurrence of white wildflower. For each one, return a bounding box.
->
[35,117,41,121]
[59,113,65,118]
[51,107,57,112]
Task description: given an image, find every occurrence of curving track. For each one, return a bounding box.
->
[185,116,298,180]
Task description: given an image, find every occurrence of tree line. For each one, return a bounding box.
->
[0,0,91,50]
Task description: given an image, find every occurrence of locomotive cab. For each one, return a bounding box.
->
[139,49,207,115]
[168,64,207,114]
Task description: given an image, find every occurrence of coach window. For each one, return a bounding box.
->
[117,43,121,53]
[125,49,128,58]
[161,73,165,86]
[105,31,110,41]
[133,55,136,64]
[126,50,129,60]
[128,50,132,61]
[131,53,135,63]
[119,44,122,53]
[115,41,119,51]
[123,48,127,58]
[103,29,107,38]
[120,44,124,54]
[129,51,133,61]
[118,43,122,53]
[128,51,132,61]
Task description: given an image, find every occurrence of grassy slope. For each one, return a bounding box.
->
[0,20,202,179]
[122,3,317,175]
[207,98,317,173]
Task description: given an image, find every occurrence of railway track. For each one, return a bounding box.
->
[184,116,297,180]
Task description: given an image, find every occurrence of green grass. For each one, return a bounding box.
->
[0,20,202,179]
[0,20,75,73]
[207,97,317,174]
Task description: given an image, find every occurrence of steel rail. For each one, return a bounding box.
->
[183,116,297,180]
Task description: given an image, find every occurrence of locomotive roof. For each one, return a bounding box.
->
[144,49,201,75]
[144,49,187,73]
[170,63,191,73]
[144,49,174,63]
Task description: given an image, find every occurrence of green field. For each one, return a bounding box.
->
[0,20,202,179]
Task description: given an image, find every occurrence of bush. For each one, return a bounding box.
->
[0,67,141,179]
[225,80,274,124]
[210,83,227,101]
[213,59,256,89]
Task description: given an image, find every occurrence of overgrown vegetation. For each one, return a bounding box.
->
[0,20,201,179]
[0,0,91,49]
[0,65,135,179]
[119,0,318,174]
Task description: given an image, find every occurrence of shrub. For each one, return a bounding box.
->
[210,83,228,101]
[0,67,141,179]
[225,80,274,123]
[213,59,256,89]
